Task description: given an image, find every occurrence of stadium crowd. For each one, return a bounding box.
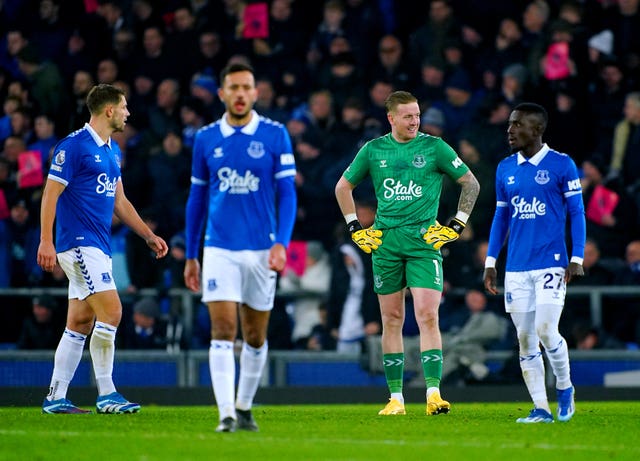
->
[1,0,640,357]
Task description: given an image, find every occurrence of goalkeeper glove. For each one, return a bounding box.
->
[348,220,382,254]
[423,218,465,250]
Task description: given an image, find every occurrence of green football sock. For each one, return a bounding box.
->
[382,353,404,394]
[421,349,443,389]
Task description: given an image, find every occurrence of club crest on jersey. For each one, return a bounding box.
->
[247,141,265,159]
[412,155,426,168]
[55,150,65,165]
[374,275,383,289]
[101,272,111,283]
[506,292,513,303]
[208,279,218,291]
[535,170,550,185]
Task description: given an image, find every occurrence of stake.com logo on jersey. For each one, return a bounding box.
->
[382,178,423,201]
[217,167,260,194]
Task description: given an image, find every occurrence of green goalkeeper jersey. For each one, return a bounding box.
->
[343,132,470,230]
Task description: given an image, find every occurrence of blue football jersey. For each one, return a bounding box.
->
[488,144,585,271]
[190,111,296,251]
[48,124,121,256]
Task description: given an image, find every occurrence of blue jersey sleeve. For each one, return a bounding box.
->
[487,162,509,260]
[275,176,296,247]
[562,158,586,260]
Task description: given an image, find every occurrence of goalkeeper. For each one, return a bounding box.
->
[335,91,479,417]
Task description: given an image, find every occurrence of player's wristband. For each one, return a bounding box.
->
[447,218,466,234]
[347,220,363,234]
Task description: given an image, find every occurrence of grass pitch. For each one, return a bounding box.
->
[1,402,638,461]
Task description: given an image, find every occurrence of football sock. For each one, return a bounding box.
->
[382,353,404,395]
[236,341,268,411]
[210,340,236,419]
[90,321,117,396]
[422,349,443,390]
[520,347,551,412]
[546,337,572,390]
[48,328,86,401]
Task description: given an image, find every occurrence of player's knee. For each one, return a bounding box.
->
[517,333,539,354]
[536,322,560,348]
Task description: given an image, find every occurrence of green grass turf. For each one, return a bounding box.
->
[1,402,638,461]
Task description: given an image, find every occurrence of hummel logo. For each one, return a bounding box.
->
[508,176,515,184]
[380,160,387,168]
[214,147,223,158]
[95,155,101,162]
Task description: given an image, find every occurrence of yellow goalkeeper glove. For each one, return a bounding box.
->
[348,220,382,254]
[423,218,465,250]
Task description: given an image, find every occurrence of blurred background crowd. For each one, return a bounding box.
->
[1,0,640,366]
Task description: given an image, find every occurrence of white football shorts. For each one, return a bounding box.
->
[503,267,567,313]
[57,246,117,300]
[201,246,277,311]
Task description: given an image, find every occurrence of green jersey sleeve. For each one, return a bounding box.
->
[342,141,370,186]
[434,137,470,181]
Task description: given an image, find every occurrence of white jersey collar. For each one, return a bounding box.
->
[220,110,259,137]
[85,123,112,149]
[517,143,549,166]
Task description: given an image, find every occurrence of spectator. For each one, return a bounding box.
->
[17,295,64,350]
[67,69,94,132]
[307,0,348,73]
[441,288,509,384]
[420,106,446,138]
[601,0,640,81]
[364,78,394,128]
[408,0,461,66]
[251,0,308,78]
[315,51,367,116]
[571,323,624,350]
[581,156,638,259]
[28,0,71,64]
[179,97,207,149]
[500,63,529,108]
[142,78,182,151]
[147,131,191,237]
[609,91,640,188]
[327,200,381,353]
[0,198,41,288]
[125,208,166,293]
[545,83,591,164]
[131,25,177,114]
[96,57,119,85]
[609,240,640,344]
[562,238,617,339]
[121,296,167,350]
[521,0,551,87]
[189,72,224,121]
[16,44,68,131]
[166,4,200,88]
[27,113,58,168]
[0,28,30,81]
[193,28,227,80]
[433,68,481,145]
[369,34,417,90]
[254,77,289,124]
[292,130,340,249]
[588,59,628,157]
[0,95,22,146]
[475,17,526,90]
[279,240,332,349]
[413,57,446,108]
